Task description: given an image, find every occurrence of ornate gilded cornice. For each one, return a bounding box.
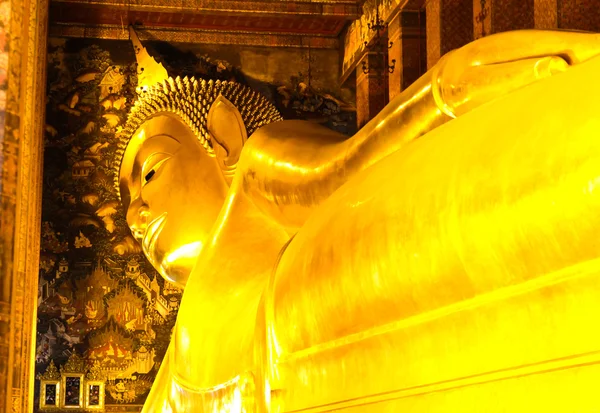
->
[86,362,106,381]
[36,361,61,381]
[60,353,86,374]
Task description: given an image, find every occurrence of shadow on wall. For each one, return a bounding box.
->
[145,39,357,136]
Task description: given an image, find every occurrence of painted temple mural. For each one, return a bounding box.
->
[35,36,356,411]
[36,38,179,411]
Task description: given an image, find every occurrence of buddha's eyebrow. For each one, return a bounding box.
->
[127,134,182,193]
[126,169,142,204]
[142,152,172,176]
[126,152,147,202]
[131,155,143,184]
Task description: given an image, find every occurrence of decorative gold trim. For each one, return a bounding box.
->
[60,353,86,375]
[85,362,105,382]
[37,361,61,381]
[0,0,48,412]
[84,381,105,410]
[104,405,143,412]
[60,374,85,409]
[48,23,340,49]
[39,380,60,410]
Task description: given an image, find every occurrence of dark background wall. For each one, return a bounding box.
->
[37,37,175,410]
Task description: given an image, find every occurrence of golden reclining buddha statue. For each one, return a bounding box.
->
[114,28,600,412]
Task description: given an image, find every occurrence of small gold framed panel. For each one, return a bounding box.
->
[39,380,60,410]
[61,374,85,409]
[85,380,105,410]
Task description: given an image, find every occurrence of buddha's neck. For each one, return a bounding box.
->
[194,187,290,293]
[173,189,289,389]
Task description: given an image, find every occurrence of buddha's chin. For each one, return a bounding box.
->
[143,241,203,289]
[157,263,190,289]
[159,246,203,288]
[139,249,190,288]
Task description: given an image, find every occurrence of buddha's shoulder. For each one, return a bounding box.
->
[247,119,347,144]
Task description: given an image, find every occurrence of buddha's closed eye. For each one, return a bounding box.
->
[144,170,156,182]
[142,156,171,187]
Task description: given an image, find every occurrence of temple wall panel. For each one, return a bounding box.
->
[356,53,387,128]
[475,0,600,35]
[491,0,535,33]
[426,0,442,69]
[388,10,426,100]
[558,0,600,32]
[0,0,48,412]
[440,0,474,55]
[534,0,559,29]
[427,0,474,68]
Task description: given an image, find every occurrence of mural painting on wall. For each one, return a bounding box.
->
[275,71,356,136]
[36,36,356,411]
[36,39,181,411]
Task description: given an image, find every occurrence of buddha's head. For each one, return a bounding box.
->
[114,77,281,287]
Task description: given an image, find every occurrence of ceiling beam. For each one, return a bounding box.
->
[49,0,360,44]
[49,23,341,49]
[50,0,362,19]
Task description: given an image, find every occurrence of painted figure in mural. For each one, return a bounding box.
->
[115,28,600,412]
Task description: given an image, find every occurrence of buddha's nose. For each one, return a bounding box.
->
[127,200,151,242]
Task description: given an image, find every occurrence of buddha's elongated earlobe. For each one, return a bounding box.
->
[207,95,248,183]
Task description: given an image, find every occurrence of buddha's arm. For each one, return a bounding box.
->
[265,53,600,410]
[238,30,600,229]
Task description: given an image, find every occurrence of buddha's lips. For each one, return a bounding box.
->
[142,212,167,260]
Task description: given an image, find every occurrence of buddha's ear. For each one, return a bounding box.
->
[207,95,247,180]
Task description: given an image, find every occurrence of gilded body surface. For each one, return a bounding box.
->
[116,30,600,412]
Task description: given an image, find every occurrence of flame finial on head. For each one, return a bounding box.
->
[129,25,169,92]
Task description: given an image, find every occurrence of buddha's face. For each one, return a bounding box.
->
[119,114,228,287]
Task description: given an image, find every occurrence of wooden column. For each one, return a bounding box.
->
[473,0,599,38]
[427,0,474,69]
[388,10,426,101]
[558,0,600,32]
[534,0,558,29]
[0,0,48,411]
[473,0,556,37]
[426,0,441,69]
[356,52,388,129]
[490,0,535,34]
